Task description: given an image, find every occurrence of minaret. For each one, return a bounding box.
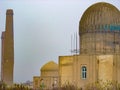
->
[1,9,14,85]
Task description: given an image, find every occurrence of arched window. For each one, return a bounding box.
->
[81,66,87,79]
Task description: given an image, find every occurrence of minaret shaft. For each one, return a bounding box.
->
[1,9,14,85]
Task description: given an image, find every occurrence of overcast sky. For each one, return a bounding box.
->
[0,0,120,83]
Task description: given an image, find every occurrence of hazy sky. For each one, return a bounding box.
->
[0,0,120,83]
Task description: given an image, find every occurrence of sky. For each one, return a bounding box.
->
[0,0,120,83]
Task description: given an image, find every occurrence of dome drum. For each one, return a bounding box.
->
[80,31,120,54]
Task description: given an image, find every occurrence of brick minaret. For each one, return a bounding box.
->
[1,9,14,85]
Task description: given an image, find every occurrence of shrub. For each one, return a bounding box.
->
[84,80,120,90]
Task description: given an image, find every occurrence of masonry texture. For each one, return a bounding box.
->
[1,9,14,85]
[33,2,120,89]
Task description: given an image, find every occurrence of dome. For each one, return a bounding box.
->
[41,61,58,71]
[79,2,120,33]
[79,2,120,54]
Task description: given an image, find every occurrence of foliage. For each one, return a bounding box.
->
[61,84,76,90]
[59,80,120,90]
[39,83,46,90]
[60,82,76,90]
[84,80,120,90]
[1,80,120,90]
[0,82,32,90]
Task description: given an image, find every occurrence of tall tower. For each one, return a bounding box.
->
[1,9,14,85]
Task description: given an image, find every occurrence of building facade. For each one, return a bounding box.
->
[1,9,14,85]
[33,61,59,89]
[34,2,120,89]
[59,2,120,88]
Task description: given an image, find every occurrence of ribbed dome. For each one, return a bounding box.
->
[79,2,120,33]
[41,61,58,71]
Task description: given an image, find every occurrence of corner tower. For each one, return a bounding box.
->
[1,9,14,85]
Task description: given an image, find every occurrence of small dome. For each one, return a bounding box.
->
[79,2,120,33]
[41,61,58,71]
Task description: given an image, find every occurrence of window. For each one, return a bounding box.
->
[81,66,87,79]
